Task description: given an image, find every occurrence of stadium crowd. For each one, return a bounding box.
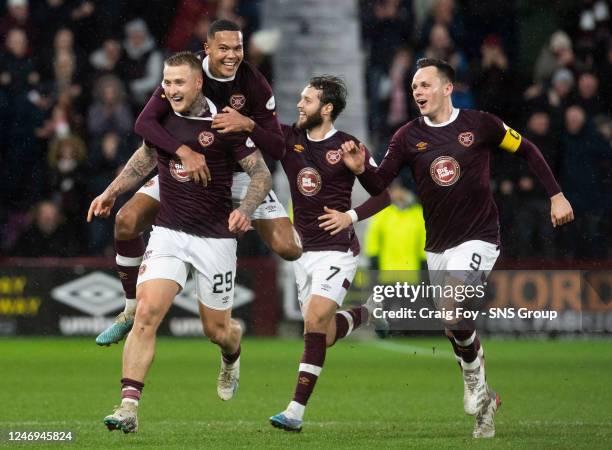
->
[0,0,609,264]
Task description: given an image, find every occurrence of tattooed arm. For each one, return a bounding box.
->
[228,149,272,233]
[86,142,157,222]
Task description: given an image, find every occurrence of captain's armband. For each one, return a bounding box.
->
[499,123,522,153]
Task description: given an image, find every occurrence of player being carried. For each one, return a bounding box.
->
[91,52,272,433]
[269,75,390,433]
[341,58,574,438]
[90,19,301,346]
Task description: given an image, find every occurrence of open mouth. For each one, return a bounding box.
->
[416,99,428,108]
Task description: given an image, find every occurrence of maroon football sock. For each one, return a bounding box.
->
[115,237,146,301]
[451,327,480,364]
[222,345,241,365]
[121,378,144,405]
[292,332,326,406]
[333,307,365,344]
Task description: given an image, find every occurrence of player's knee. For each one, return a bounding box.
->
[203,324,228,346]
[133,302,163,332]
[275,240,303,261]
[304,315,329,333]
[115,206,140,240]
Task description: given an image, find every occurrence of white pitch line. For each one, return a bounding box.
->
[368,340,453,358]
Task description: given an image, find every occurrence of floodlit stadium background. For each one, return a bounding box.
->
[0,1,610,447]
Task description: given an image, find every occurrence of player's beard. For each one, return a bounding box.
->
[297,108,323,131]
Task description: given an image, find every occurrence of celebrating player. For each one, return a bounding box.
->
[341,58,574,438]
[95,52,272,433]
[269,75,390,432]
[91,19,301,346]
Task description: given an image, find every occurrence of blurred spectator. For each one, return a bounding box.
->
[164,0,216,52]
[505,111,560,259]
[248,28,280,83]
[572,71,605,118]
[39,27,87,88]
[534,30,576,83]
[0,0,37,45]
[122,18,163,108]
[365,182,426,281]
[418,0,465,50]
[87,132,127,255]
[375,46,418,150]
[12,200,77,256]
[559,105,610,259]
[570,0,610,63]
[0,27,39,94]
[46,134,88,249]
[473,34,521,125]
[419,24,468,80]
[87,74,133,141]
[185,15,211,54]
[362,0,413,133]
[89,37,125,82]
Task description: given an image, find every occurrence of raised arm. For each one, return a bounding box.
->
[483,113,574,227]
[86,142,157,222]
[228,149,272,233]
[342,136,406,196]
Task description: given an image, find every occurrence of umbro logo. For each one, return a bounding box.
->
[416,141,428,151]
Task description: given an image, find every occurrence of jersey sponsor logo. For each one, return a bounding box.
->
[416,141,428,150]
[144,178,156,187]
[458,132,474,147]
[430,156,461,186]
[294,144,304,153]
[326,149,342,165]
[198,131,215,147]
[169,158,191,183]
[297,167,322,196]
[266,95,275,110]
[143,250,153,261]
[230,94,246,110]
[139,264,147,275]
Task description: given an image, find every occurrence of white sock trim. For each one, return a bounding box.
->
[286,400,305,420]
[116,254,143,267]
[124,299,137,313]
[299,363,322,376]
[121,398,139,406]
[454,331,476,347]
[338,310,354,336]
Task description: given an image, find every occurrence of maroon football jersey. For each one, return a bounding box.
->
[281,124,377,254]
[361,109,514,252]
[151,100,255,238]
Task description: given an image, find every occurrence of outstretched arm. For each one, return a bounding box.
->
[86,142,157,222]
[318,190,391,235]
[228,150,272,233]
[515,137,574,227]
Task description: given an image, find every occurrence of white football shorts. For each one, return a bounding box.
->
[137,226,237,310]
[426,239,500,286]
[137,173,288,221]
[293,250,359,307]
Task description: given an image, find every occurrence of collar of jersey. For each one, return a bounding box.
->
[173,97,218,120]
[306,126,338,142]
[202,56,236,82]
[423,107,459,127]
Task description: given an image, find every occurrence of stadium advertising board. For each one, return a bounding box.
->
[0,258,278,337]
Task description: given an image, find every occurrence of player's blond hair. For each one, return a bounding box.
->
[164,51,201,73]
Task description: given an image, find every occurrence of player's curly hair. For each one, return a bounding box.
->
[416,58,455,83]
[308,75,347,121]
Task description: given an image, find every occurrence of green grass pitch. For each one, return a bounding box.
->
[2,337,611,449]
